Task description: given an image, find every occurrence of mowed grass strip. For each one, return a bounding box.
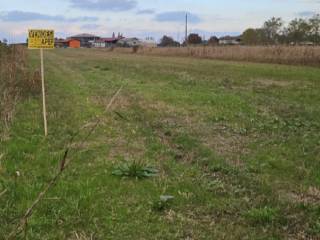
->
[0,48,319,239]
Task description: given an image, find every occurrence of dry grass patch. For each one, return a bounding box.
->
[198,125,250,166]
[69,231,95,240]
[0,46,40,135]
[90,93,132,111]
[138,98,250,166]
[284,187,320,205]
[113,46,320,67]
[254,78,295,88]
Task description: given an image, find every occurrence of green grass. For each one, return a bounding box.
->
[245,207,279,225]
[1,48,320,239]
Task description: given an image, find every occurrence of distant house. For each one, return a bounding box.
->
[92,33,124,48]
[219,36,241,45]
[117,38,142,47]
[92,34,125,48]
[55,38,67,48]
[288,41,315,46]
[141,37,157,48]
[9,43,27,47]
[68,33,100,47]
[92,38,116,48]
[68,39,81,48]
[55,39,81,48]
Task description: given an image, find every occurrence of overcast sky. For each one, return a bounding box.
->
[0,0,319,43]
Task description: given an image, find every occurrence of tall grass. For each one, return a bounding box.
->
[0,45,40,135]
[113,45,320,66]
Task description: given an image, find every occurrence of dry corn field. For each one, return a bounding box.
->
[113,46,320,67]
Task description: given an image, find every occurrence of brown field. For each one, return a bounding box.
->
[112,45,320,67]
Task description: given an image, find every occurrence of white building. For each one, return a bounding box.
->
[141,37,157,48]
[219,36,241,45]
[117,38,143,47]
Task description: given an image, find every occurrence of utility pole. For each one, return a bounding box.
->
[185,13,188,46]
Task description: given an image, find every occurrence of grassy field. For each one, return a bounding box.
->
[1,48,320,239]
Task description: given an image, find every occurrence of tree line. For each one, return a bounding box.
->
[242,15,320,45]
[159,14,320,46]
[159,34,219,47]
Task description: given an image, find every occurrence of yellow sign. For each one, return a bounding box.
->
[28,29,54,49]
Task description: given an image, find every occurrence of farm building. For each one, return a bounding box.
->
[55,39,67,48]
[92,34,125,48]
[68,39,81,48]
[117,38,143,47]
[141,37,157,48]
[92,38,118,48]
[68,33,100,47]
[55,39,81,48]
[219,36,241,45]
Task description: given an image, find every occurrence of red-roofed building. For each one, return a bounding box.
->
[55,39,81,48]
[92,33,124,48]
[68,33,100,47]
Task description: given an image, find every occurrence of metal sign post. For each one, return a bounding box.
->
[28,29,54,137]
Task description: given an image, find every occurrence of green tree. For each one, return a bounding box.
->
[187,33,202,45]
[309,14,320,44]
[263,17,283,44]
[242,28,267,45]
[208,36,219,46]
[159,35,180,47]
[2,38,8,45]
[242,28,256,45]
[285,18,311,44]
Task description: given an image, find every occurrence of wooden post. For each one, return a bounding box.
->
[40,48,48,136]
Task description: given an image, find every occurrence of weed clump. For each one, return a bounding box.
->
[152,195,174,212]
[112,161,158,179]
